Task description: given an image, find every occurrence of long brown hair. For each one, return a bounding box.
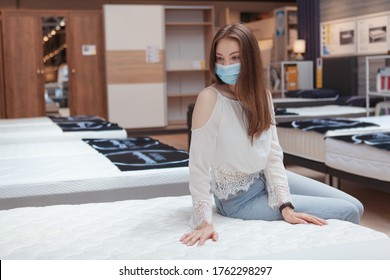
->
[209,23,273,142]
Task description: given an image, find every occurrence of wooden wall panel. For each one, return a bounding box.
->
[2,11,45,118]
[0,17,5,118]
[67,11,107,119]
[106,50,165,84]
[15,0,106,10]
[0,0,16,9]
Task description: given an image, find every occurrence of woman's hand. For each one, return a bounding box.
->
[281,207,328,226]
[180,222,218,246]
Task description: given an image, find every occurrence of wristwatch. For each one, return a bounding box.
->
[279,202,295,213]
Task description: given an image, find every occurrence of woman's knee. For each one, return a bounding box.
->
[339,202,361,224]
[354,200,364,218]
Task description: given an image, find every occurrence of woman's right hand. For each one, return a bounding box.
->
[179,222,218,246]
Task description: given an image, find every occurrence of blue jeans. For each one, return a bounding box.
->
[214,171,363,224]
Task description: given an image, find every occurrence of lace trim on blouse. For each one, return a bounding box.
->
[267,184,291,210]
[190,200,212,229]
[212,166,261,200]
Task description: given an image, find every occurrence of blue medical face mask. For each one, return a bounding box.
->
[215,63,241,85]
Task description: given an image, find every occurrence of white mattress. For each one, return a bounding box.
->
[0,140,99,159]
[0,138,190,209]
[0,139,188,183]
[0,153,121,186]
[0,195,389,260]
[0,167,190,210]
[276,105,368,123]
[0,117,127,144]
[0,117,53,127]
[278,115,390,163]
[325,132,390,182]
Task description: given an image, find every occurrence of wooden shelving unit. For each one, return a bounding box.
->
[365,55,390,116]
[273,6,298,62]
[165,5,214,125]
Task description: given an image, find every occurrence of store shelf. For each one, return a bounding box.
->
[365,55,390,116]
[273,6,298,62]
[268,60,313,98]
[165,6,214,124]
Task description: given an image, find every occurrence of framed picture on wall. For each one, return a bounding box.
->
[320,18,357,57]
[357,12,390,55]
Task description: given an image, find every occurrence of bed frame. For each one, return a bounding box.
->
[328,167,390,192]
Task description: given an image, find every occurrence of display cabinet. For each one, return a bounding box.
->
[165,5,214,125]
[0,9,107,119]
[365,55,390,116]
[273,6,298,62]
[268,60,313,98]
[104,5,166,129]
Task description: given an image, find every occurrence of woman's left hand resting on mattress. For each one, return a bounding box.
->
[281,207,328,226]
[180,222,218,246]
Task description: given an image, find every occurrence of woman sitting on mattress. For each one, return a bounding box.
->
[180,23,364,247]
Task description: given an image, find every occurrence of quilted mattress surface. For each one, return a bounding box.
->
[325,136,390,182]
[0,196,389,260]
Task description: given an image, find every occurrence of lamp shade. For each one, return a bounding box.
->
[293,39,306,54]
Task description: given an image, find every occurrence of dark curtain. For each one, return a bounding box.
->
[297,0,320,85]
[297,0,320,61]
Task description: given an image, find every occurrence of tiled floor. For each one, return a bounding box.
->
[152,133,390,236]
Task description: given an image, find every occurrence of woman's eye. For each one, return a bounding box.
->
[216,57,224,62]
[231,56,240,62]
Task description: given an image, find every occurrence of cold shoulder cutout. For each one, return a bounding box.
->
[191,87,219,130]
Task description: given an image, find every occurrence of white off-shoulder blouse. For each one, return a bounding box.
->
[189,86,291,229]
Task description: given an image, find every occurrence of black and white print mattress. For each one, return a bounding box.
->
[83,137,189,171]
[326,131,390,151]
[277,116,390,163]
[325,130,390,182]
[277,118,379,134]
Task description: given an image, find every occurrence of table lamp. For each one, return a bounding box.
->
[293,39,306,60]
